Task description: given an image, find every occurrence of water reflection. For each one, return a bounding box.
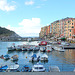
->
[7,51,15,54]
[64,49,75,63]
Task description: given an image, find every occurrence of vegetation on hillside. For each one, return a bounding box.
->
[0,27,15,36]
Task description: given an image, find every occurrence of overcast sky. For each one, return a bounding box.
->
[0,0,75,37]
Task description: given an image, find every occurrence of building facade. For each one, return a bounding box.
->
[39,25,51,39]
[39,17,75,40]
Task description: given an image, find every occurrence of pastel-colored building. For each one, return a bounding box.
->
[51,17,75,40]
[39,17,75,40]
[39,25,51,39]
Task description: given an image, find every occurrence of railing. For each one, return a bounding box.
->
[0,64,75,72]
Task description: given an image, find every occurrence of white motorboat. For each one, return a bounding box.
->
[22,47,27,51]
[61,42,70,46]
[29,54,40,62]
[7,64,19,72]
[40,47,46,52]
[11,55,18,61]
[32,63,45,72]
[33,46,39,51]
[46,45,52,52]
[54,46,65,52]
[7,64,19,70]
[7,46,16,51]
[41,54,48,61]
[16,46,21,51]
[49,66,60,72]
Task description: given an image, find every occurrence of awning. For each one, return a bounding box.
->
[61,37,66,40]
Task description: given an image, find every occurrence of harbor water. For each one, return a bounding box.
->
[0,41,75,72]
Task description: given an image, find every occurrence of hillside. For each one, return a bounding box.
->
[0,27,20,38]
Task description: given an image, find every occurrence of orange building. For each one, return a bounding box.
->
[39,17,75,40]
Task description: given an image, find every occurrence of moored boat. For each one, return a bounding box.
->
[46,45,52,52]
[11,55,18,61]
[4,55,10,60]
[29,54,40,62]
[22,47,27,51]
[39,41,47,46]
[41,54,48,61]
[49,66,60,72]
[0,65,8,72]
[16,46,22,51]
[53,46,65,52]
[32,63,45,72]
[7,46,16,51]
[6,64,20,72]
[40,47,46,52]
[21,65,31,72]
[33,46,39,52]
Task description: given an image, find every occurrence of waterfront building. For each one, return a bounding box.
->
[39,17,75,40]
[39,25,51,39]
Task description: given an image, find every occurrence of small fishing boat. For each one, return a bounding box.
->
[0,65,8,72]
[39,41,47,46]
[27,46,33,51]
[49,66,60,72]
[53,46,65,52]
[21,65,31,72]
[41,54,48,61]
[32,63,45,72]
[33,46,39,52]
[22,47,27,51]
[40,47,46,52]
[46,45,52,52]
[61,42,70,46]
[7,46,16,51]
[4,55,10,60]
[11,55,18,61]
[16,46,21,51]
[6,64,20,72]
[29,54,40,62]
[0,65,8,70]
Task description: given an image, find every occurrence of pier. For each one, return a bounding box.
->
[64,46,75,49]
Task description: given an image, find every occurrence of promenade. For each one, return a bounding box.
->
[0,72,75,75]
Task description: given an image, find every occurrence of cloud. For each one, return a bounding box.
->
[36,6,41,8]
[6,18,41,37]
[25,0,34,5]
[0,0,16,11]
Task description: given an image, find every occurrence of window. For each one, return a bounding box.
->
[39,67,43,69]
[35,67,38,69]
[70,30,71,32]
[72,23,73,25]
[72,26,74,28]
[70,34,71,36]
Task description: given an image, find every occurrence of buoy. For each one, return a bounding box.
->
[47,50,50,52]
[26,56,27,58]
